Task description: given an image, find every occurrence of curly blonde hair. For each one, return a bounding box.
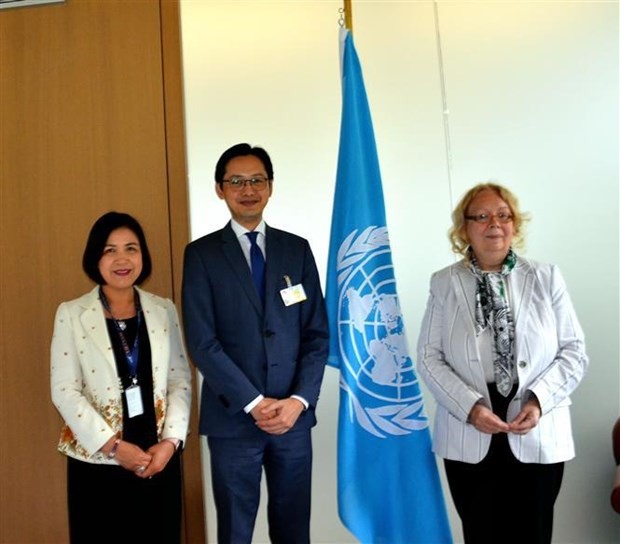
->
[448,182,530,258]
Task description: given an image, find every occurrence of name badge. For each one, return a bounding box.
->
[125,384,144,418]
[280,275,307,306]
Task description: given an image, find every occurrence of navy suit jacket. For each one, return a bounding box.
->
[182,222,329,438]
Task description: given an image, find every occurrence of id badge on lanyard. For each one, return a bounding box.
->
[125,383,144,418]
[99,287,144,418]
[122,334,143,418]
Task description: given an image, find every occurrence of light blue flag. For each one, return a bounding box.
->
[326,29,453,544]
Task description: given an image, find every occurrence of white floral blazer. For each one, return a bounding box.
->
[50,286,192,464]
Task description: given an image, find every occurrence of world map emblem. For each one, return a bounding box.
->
[336,226,428,438]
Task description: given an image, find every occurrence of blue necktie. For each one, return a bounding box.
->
[246,231,265,303]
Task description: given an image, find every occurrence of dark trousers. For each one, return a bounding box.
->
[208,430,312,544]
[444,385,564,544]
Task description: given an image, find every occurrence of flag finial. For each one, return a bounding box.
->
[338,1,353,33]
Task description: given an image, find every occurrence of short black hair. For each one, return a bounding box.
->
[82,211,152,285]
[214,143,274,187]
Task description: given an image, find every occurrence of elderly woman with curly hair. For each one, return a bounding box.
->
[417,183,588,544]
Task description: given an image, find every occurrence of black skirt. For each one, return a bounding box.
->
[67,453,182,543]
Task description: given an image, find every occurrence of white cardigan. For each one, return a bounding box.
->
[50,286,192,463]
[416,257,588,464]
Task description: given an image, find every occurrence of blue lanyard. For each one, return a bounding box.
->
[99,287,142,380]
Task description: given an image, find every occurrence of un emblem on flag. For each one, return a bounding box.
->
[336,226,428,438]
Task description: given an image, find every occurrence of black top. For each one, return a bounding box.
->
[105,316,157,450]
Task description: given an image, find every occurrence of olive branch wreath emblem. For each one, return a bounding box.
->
[337,226,429,438]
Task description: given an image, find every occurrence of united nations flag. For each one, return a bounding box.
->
[326,28,452,544]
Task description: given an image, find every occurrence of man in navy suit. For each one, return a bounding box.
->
[182,143,329,544]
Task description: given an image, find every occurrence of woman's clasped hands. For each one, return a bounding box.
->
[103,437,177,479]
[469,397,541,436]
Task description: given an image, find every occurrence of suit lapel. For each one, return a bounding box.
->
[137,288,167,383]
[220,223,263,314]
[509,258,535,339]
[452,262,487,388]
[79,287,116,371]
[452,263,478,337]
[264,225,285,309]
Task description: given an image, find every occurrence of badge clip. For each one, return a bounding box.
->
[280,275,307,306]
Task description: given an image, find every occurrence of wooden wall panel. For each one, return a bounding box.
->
[159,3,206,543]
[0,1,204,542]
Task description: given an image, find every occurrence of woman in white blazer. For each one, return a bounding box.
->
[417,184,587,544]
[50,212,192,544]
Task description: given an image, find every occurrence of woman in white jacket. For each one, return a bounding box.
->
[417,183,587,544]
[51,212,192,544]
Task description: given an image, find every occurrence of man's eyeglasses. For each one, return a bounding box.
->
[222,176,270,191]
[465,211,513,224]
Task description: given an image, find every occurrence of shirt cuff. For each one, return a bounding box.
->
[291,395,308,410]
[244,394,264,413]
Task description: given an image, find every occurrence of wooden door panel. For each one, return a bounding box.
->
[0,1,203,542]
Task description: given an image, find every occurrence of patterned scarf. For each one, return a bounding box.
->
[468,248,517,397]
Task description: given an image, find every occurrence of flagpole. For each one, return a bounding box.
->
[433,1,455,221]
[327,20,453,544]
[343,0,353,32]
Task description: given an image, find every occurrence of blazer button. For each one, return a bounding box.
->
[518,360,527,368]
[264,330,275,338]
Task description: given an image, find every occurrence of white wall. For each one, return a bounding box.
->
[180,1,619,542]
